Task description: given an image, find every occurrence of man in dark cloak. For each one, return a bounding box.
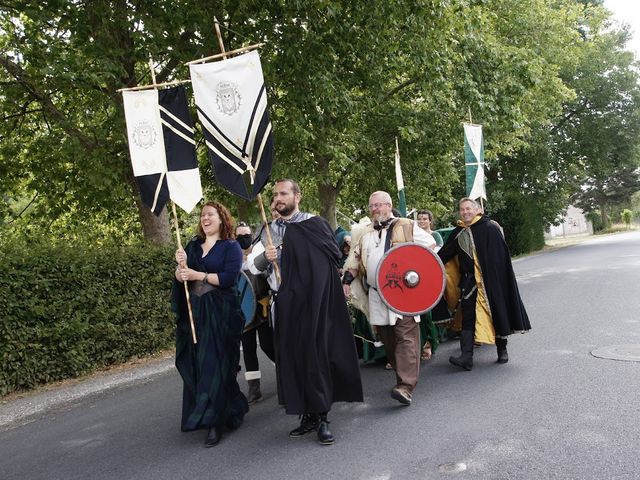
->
[435,197,531,370]
[248,179,363,445]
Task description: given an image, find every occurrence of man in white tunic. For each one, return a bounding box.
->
[343,191,434,405]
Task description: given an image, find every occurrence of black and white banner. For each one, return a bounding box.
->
[189,50,273,200]
[123,86,202,214]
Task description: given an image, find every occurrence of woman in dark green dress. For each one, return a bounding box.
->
[173,201,248,447]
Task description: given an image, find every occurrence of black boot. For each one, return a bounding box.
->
[316,414,334,445]
[289,414,319,437]
[204,426,222,447]
[496,338,509,364]
[449,330,474,371]
[246,379,262,405]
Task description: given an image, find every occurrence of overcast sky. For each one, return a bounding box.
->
[604,0,640,58]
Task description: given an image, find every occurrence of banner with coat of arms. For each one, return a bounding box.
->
[189,50,273,200]
[122,86,202,214]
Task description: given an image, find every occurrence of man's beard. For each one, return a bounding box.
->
[373,212,391,223]
[276,201,296,217]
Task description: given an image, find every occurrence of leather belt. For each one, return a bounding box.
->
[189,281,215,297]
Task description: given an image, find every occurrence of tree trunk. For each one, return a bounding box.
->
[600,200,609,229]
[315,154,338,230]
[136,197,172,245]
[127,173,171,245]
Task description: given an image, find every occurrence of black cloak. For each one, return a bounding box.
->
[275,216,363,415]
[437,215,531,337]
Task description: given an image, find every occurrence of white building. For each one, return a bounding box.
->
[545,205,593,239]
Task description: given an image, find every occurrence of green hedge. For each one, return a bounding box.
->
[491,193,545,256]
[0,239,176,396]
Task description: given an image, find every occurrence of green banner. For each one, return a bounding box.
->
[464,124,486,201]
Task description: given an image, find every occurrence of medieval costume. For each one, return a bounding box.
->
[172,238,248,435]
[240,265,275,405]
[346,216,434,405]
[436,214,531,369]
[275,216,363,414]
[250,213,363,444]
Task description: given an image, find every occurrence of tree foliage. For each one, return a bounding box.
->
[555,7,640,227]
[1,1,639,247]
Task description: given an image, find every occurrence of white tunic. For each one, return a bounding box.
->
[362,222,435,326]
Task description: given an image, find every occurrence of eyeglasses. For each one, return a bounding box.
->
[368,202,390,210]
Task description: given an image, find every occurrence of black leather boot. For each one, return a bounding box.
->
[289,414,319,437]
[246,379,262,405]
[316,414,334,445]
[204,426,222,447]
[496,338,508,364]
[449,330,474,371]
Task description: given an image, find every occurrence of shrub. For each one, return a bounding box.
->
[585,211,603,232]
[490,193,545,256]
[0,238,176,396]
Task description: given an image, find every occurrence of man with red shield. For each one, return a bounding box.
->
[342,191,434,406]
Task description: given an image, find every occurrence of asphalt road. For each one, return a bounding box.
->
[1,231,639,480]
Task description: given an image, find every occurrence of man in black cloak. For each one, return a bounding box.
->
[248,179,363,445]
[436,197,531,370]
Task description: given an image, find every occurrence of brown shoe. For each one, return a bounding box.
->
[390,387,412,406]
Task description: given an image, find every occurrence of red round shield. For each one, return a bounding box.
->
[375,243,445,316]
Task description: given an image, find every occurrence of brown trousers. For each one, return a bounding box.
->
[376,316,420,393]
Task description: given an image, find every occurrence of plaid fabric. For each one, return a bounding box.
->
[173,242,248,431]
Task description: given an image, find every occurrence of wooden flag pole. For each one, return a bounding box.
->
[214,18,228,60]
[171,201,198,344]
[211,18,281,284]
[185,43,264,66]
[116,79,190,93]
[148,58,198,344]
[256,194,281,284]
[461,107,482,127]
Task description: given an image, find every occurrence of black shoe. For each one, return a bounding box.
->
[449,354,473,371]
[449,330,474,371]
[289,414,319,437]
[204,426,221,447]
[317,416,334,445]
[496,338,509,364]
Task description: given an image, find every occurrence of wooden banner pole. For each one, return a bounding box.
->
[171,201,198,344]
[214,18,228,60]
[212,19,281,284]
[256,195,282,284]
[148,58,198,344]
[185,43,264,65]
[117,79,190,93]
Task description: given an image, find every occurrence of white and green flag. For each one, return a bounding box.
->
[394,137,407,217]
[463,123,486,201]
